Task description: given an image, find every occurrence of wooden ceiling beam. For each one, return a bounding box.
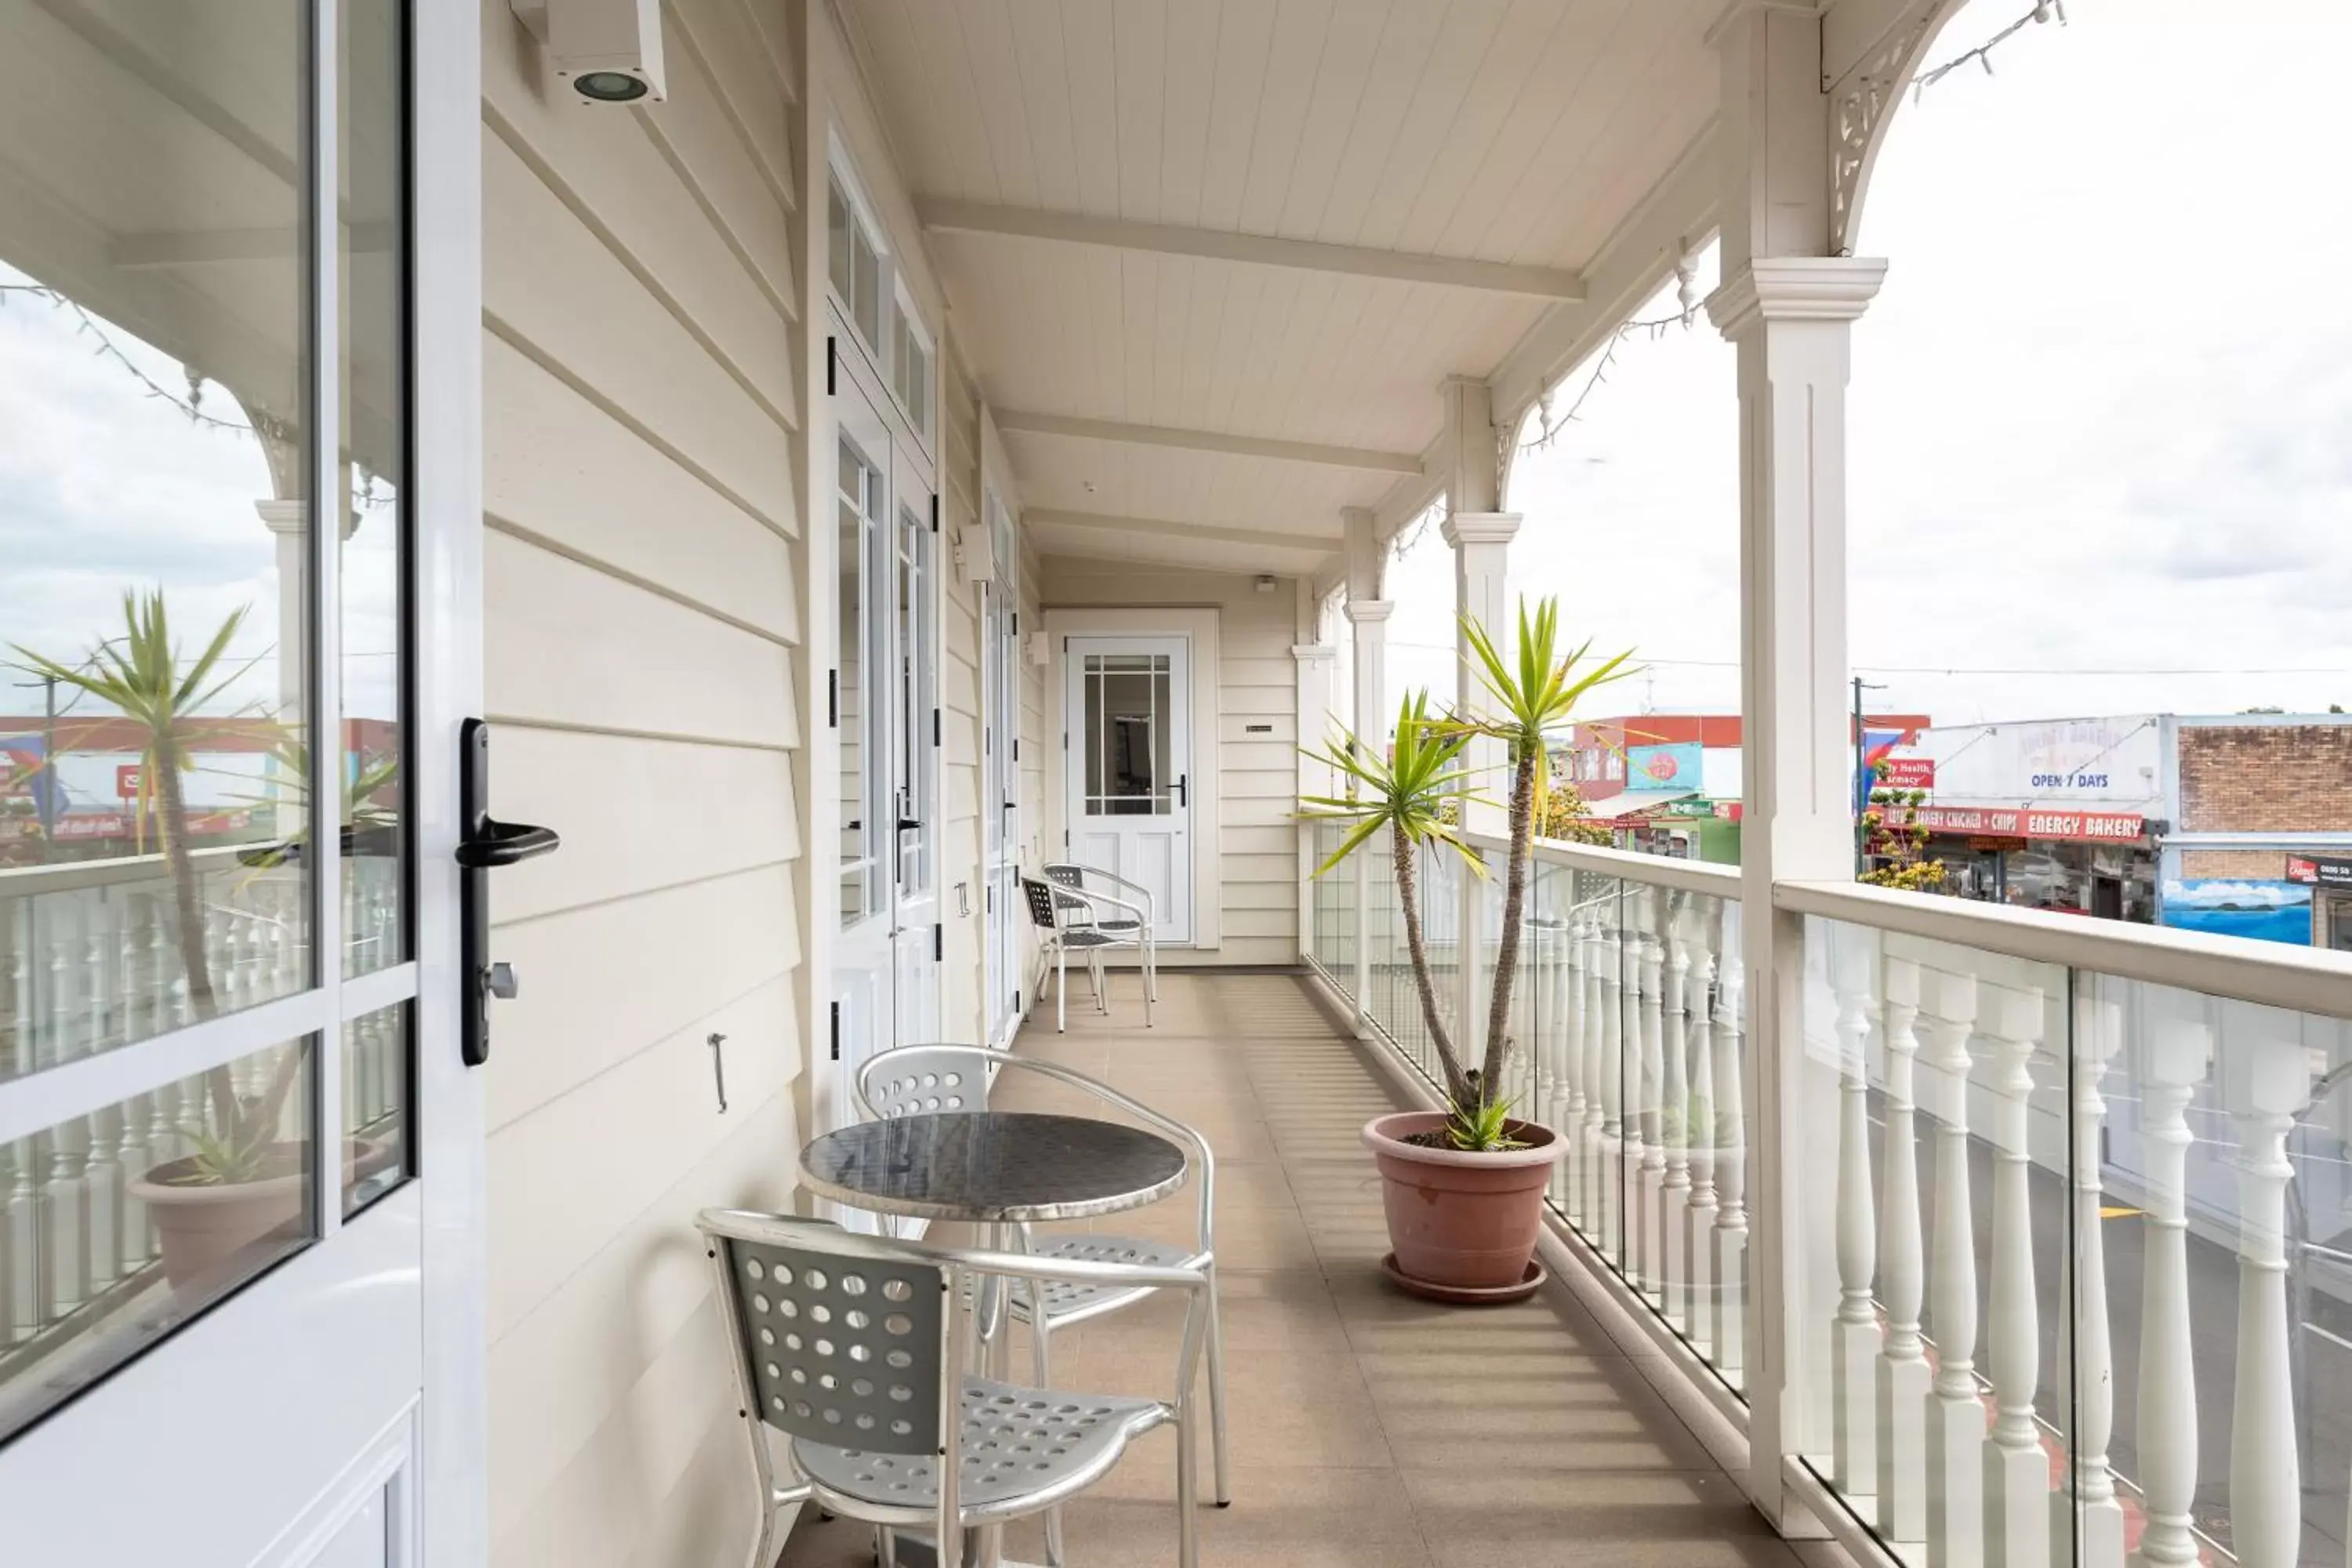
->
[919,199,1586,301]
[994,408,1421,476]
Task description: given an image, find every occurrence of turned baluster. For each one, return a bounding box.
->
[2227,1024,2307,1568]
[1979,982,2049,1568]
[1559,908,1589,1222]
[1681,899,1720,1352]
[1657,891,1692,1319]
[1711,923,1748,1382]
[1577,905,1606,1235]
[80,906,121,1296]
[1596,909,1626,1268]
[1921,967,1984,1568]
[1876,954,1930,1548]
[2055,994,2125,1568]
[43,920,91,1325]
[1829,924,1881,1497]
[1631,891,1666,1297]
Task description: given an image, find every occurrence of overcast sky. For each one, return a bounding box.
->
[0,262,401,742]
[1390,0,2352,731]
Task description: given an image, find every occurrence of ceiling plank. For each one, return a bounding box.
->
[918,198,1587,301]
[1026,507,1342,550]
[996,408,1421,475]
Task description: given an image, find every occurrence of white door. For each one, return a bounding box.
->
[979,496,1022,1045]
[828,345,939,1138]
[0,2,481,1561]
[1063,637,1195,944]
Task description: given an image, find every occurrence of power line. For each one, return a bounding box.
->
[1384,642,2346,678]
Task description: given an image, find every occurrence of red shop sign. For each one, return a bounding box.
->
[1879,757,1935,789]
[1894,806,2144,844]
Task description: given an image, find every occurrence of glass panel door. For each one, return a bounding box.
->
[1063,636,1193,944]
[0,2,460,1557]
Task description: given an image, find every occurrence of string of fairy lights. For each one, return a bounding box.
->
[1513,1,2068,459]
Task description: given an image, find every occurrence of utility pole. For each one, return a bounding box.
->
[1853,675,1886,877]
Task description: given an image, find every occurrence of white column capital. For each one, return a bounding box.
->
[1289,642,1338,663]
[1439,511,1520,549]
[255,498,306,535]
[1706,257,1889,339]
[1343,598,1394,625]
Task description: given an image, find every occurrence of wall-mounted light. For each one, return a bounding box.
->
[1254,575,1277,593]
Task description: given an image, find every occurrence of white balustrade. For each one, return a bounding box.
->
[1978,982,2049,1568]
[2226,1024,2307,1568]
[2054,995,2125,1568]
[1680,899,1720,1351]
[1711,927,1748,1384]
[1875,954,1930,1549]
[1829,924,1881,1497]
[1921,967,1984,1568]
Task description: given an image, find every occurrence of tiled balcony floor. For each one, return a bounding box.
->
[781,972,1811,1568]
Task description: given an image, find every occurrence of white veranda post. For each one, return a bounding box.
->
[1708,1,1889,1512]
[1344,506,1388,1038]
[1439,375,1513,1081]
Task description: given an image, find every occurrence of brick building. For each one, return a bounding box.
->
[2174,720,2352,878]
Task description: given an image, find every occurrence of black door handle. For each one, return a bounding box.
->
[897,817,922,833]
[1174,774,1187,808]
[459,718,561,1068]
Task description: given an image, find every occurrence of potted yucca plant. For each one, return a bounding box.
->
[1304,597,1632,1301]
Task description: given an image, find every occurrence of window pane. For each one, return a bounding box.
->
[0,1,313,1075]
[0,1035,315,1443]
[851,230,880,350]
[827,180,851,302]
[341,0,405,978]
[342,1000,408,1216]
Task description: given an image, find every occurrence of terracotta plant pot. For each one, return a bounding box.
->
[132,1140,395,1290]
[1362,1111,1568,1299]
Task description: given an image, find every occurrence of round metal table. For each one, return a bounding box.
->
[798,1109,1187,1225]
[797,1112,1189,1568]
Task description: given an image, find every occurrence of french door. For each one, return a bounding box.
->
[0,2,478,1563]
[830,361,938,1136]
[1062,636,1195,945]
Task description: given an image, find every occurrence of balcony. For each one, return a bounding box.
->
[781,971,1811,1568]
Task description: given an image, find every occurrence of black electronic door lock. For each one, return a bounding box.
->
[457,718,560,1067]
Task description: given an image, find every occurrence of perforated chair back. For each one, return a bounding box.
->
[702,1212,949,1457]
[1022,877,1063,931]
[1043,864,1083,891]
[860,1044,991,1120]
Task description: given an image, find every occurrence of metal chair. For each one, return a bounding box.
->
[1043,862,1158,1004]
[699,1207,1211,1568]
[858,1044,1233,1563]
[1022,876,1152,1030]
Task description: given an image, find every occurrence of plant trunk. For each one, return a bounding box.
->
[1479,750,1539,1104]
[154,749,217,1024]
[1393,824,1472,1109]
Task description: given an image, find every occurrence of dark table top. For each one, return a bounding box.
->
[797,1111,1187,1224]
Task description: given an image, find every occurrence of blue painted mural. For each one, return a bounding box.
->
[2158,879,2313,946]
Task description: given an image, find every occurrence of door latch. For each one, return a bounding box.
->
[457,718,561,1068]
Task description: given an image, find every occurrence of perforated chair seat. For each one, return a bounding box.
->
[1013,1234,1199,1323]
[794,1377,1163,1516]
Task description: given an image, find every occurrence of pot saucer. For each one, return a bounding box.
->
[1378,1252,1545,1305]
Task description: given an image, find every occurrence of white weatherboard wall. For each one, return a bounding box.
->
[1041,561,1301,967]
[477,3,805,1565]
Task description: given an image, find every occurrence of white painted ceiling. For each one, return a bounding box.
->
[840,0,1723,581]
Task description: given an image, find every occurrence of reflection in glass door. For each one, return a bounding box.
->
[0,1,459,1559]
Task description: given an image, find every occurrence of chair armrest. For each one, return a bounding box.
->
[1079,887,1151,925]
